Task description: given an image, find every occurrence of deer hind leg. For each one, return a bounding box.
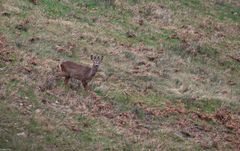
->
[64,76,70,85]
[56,71,68,84]
[57,72,70,85]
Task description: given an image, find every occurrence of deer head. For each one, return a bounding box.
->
[89,55,103,77]
[91,55,103,68]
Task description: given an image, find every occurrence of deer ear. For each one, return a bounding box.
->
[91,55,93,60]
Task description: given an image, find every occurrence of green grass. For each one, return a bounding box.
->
[1,0,240,150]
[5,79,19,92]
[182,99,222,113]
[111,90,131,105]
[27,118,42,134]
[0,102,42,151]
[42,0,71,17]
[214,2,240,22]
[122,51,136,60]
[18,85,38,104]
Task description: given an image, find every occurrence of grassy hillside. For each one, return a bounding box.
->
[0,0,240,150]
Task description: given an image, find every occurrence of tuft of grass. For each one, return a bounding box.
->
[141,94,166,108]
[74,114,97,126]
[219,60,240,71]
[110,90,131,105]
[179,0,202,9]
[122,51,136,60]
[105,67,115,77]
[132,106,145,120]
[27,118,42,134]
[5,79,19,96]
[198,45,219,58]
[93,84,109,97]
[71,0,115,8]
[42,0,71,17]
[214,2,240,22]
[182,99,222,113]
[18,85,38,105]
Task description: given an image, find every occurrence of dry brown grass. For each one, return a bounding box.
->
[0,0,240,150]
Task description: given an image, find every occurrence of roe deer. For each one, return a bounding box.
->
[59,55,103,90]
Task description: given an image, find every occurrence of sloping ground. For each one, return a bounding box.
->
[0,0,240,150]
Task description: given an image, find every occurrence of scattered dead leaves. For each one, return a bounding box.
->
[90,97,115,119]
[214,108,231,124]
[113,111,150,135]
[214,108,240,132]
[0,36,7,54]
[64,119,82,132]
[0,35,16,63]
[144,104,187,117]
[27,56,38,65]
[133,101,240,149]
[177,25,205,54]
[138,3,172,24]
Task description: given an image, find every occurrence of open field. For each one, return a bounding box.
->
[0,0,240,150]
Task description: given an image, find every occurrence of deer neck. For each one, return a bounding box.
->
[88,65,98,78]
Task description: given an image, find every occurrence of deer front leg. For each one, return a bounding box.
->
[82,81,88,91]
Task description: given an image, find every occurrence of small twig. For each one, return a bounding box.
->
[227,55,240,63]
